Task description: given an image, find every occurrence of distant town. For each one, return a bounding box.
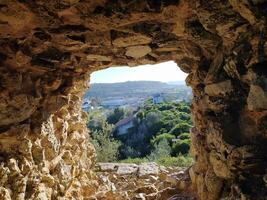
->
[82,81,192,111]
[85,80,193,168]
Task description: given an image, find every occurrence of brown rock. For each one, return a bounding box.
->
[113,35,152,48]
[247,85,267,111]
[0,1,266,199]
[125,46,152,59]
[205,80,233,96]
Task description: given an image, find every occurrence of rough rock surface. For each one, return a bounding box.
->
[93,163,195,200]
[0,0,267,199]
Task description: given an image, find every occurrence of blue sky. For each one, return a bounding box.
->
[90,61,187,83]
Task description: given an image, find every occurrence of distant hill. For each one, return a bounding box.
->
[83,81,192,106]
[84,81,173,99]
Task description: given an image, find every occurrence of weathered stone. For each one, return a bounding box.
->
[135,185,157,195]
[229,0,257,25]
[113,35,152,48]
[138,163,159,178]
[204,168,223,200]
[95,163,194,199]
[205,80,233,96]
[125,46,152,59]
[247,85,267,111]
[116,164,138,175]
[209,152,231,180]
[87,55,112,62]
[223,59,241,79]
[0,187,11,200]
[96,163,117,172]
[42,175,55,187]
[0,0,266,199]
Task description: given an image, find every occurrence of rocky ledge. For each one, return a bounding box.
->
[91,163,196,200]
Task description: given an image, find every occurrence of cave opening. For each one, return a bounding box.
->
[82,61,196,198]
[1,1,267,199]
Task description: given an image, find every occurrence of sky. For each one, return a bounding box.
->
[90,61,187,83]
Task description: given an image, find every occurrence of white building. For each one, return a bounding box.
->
[114,116,135,136]
[101,99,127,108]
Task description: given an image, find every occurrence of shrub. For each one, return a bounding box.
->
[120,156,193,167]
[172,139,190,155]
[147,138,171,161]
[119,157,148,165]
[151,133,175,145]
[91,123,121,162]
[155,155,194,167]
[87,109,106,132]
[107,108,125,124]
[178,133,190,140]
[158,104,173,111]
[119,146,141,159]
[136,111,144,120]
[169,122,192,136]
[178,103,190,113]
[179,112,191,121]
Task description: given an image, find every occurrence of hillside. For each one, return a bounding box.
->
[84,81,191,102]
[85,81,171,98]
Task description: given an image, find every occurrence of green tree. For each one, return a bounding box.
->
[120,146,141,159]
[178,132,190,140]
[169,122,192,136]
[147,138,171,161]
[179,112,191,121]
[107,108,125,124]
[91,123,121,162]
[151,133,175,145]
[172,139,190,156]
[87,109,106,132]
[179,102,190,113]
[144,111,163,136]
[136,111,144,120]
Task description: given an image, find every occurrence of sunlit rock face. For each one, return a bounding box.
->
[0,0,266,199]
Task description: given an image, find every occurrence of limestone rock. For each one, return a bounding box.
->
[113,35,152,48]
[0,0,266,199]
[96,163,118,172]
[125,46,152,59]
[0,187,11,200]
[95,163,196,200]
[247,85,267,111]
[117,164,138,175]
[87,55,112,62]
[209,151,232,179]
[138,163,159,178]
[205,80,233,96]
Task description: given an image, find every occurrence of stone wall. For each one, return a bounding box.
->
[0,0,266,199]
[93,162,195,199]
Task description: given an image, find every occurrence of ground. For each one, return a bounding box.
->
[93,162,195,200]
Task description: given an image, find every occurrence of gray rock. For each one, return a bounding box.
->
[96,163,117,172]
[138,163,159,178]
[117,164,138,175]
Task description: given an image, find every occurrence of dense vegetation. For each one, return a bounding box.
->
[87,101,193,167]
